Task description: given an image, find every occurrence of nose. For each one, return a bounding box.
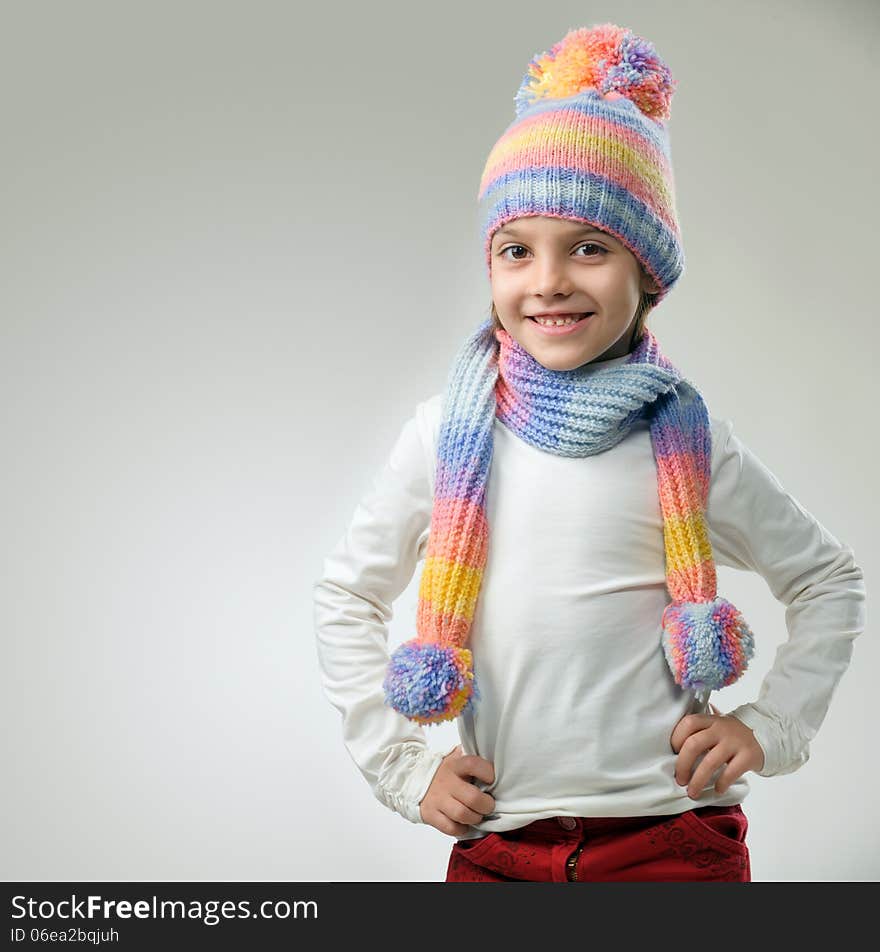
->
[532,255,574,298]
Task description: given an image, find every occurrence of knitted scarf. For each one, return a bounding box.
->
[383,318,755,725]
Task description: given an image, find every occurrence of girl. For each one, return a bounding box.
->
[313,24,866,882]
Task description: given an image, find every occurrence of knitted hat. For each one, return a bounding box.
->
[382,26,755,727]
[477,23,684,301]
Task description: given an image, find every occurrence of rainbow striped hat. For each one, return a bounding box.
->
[477,23,684,301]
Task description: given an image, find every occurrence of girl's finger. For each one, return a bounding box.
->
[714,750,751,795]
[686,746,727,799]
[440,807,477,836]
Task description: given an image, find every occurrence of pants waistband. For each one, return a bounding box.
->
[507,804,745,839]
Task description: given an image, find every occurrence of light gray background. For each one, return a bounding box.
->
[3,0,876,881]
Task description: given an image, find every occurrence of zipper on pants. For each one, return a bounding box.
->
[566,843,585,882]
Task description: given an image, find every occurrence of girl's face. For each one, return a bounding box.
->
[490,215,660,371]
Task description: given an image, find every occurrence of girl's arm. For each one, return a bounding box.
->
[313,399,456,823]
[706,416,867,778]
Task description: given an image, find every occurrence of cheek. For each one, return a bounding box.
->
[491,277,522,306]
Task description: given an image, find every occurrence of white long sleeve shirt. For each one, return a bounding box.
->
[314,354,867,840]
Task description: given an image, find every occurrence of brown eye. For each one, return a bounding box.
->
[499,245,528,260]
[576,242,607,257]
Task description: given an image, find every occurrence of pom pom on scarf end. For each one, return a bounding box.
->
[661,596,756,692]
[383,639,479,725]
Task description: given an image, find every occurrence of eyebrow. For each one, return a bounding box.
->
[495,224,609,239]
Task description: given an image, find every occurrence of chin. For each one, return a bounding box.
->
[532,351,597,372]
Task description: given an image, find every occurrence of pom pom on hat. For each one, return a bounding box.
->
[661,597,756,692]
[383,639,479,725]
[514,23,677,121]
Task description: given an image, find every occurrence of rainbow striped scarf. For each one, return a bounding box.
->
[383,318,755,725]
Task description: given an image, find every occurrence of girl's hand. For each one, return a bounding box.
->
[419,745,496,837]
[670,703,765,799]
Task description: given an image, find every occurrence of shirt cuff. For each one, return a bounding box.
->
[726,701,811,778]
[375,741,458,824]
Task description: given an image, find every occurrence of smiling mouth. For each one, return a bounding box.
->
[528,313,594,326]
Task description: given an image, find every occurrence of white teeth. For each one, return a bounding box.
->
[533,314,586,326]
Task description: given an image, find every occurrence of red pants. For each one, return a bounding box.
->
[445,804,750,882]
